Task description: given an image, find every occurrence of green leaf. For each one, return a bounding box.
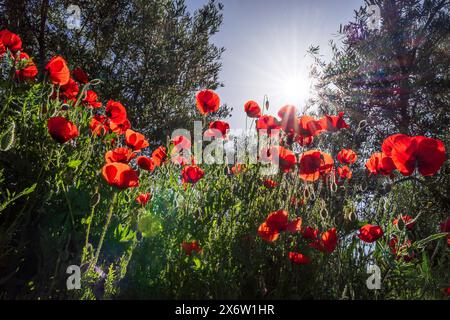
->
[67,159,83,168]
[414,233,447,249]
[192,257,202,270]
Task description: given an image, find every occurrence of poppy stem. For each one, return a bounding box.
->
[90,192,118,271]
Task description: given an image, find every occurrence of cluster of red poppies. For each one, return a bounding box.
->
[358,215,449,262]
[258,210,448,265]
[0,29,38,82]
[251,104,349,145]
[257,210,338,265]
[366,134,446,177]
[242,102,352,181]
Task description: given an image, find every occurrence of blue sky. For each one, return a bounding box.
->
[186,0,364,129]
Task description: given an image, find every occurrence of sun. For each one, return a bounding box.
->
[281,75,308,105]
[269,72,311,110]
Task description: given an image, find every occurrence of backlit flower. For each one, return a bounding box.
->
[299,150,334,182]
[45,56,70,86]
[181,165,204,184]
[136,192,151,206]
[106,100,127,124]
[101,162,139,189]
[288,252,311,265]
[0,29,22,52]
[337,149,357,164]
[47,117,79,143]
[105,147,136,164]
[136,156,155,172]
[337,166,352,179]
[152,146,167,167]
[244,100,261,118]
[393,215,416,231]
[319,112,349,132]
[196,89,220,115]
[15,52,38,81]
[125,129,149,151]
[357,224,384,243]
[365,152,396,176]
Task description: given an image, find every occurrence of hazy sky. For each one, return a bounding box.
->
[186,0,364,129]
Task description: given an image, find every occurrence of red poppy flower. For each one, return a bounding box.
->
[136,192,151,206]
[136,156,155,172]
[204,120,230,139]
[295,134,314,146]
[101,162,139,189]
[196,89,220,115]
[337,166,352,179]
[0,29,22,52]
[337,149,357,164]
[393,215,415,231]
[244,100,261,118]
[299,150,334,182]
[402,135,445,176]
[258,222,280,242]
[72,67,89,84]
[105,147,136,164]
[181,240,203,256]
[106,100,127,124]
[109,119,131,135]
[319,112,349,132]
[301,226,319,240]
[125,129,149,151]
[263,179,278,189]
[181,165,205,184]
[45,56,70,86]
[389,236,414,261]
[58,77,79,100]
[278,105,299,133]
[82,90,102,108]
[382,134,446,176]
[285,218,303,233]
[365,152,396,176]
[309,228,338,253]
[265,210,289,231]
[298,115,323,137]
[14,52,38,81]
[288,252,311,265]
[89,115,109,137]
[258,210,302,242]
[256,115,281,133]
[266,146,297,173]
[152,146,167,167]
[358,224,384,243]
[47,117,79,143]
[230,164,243,174]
